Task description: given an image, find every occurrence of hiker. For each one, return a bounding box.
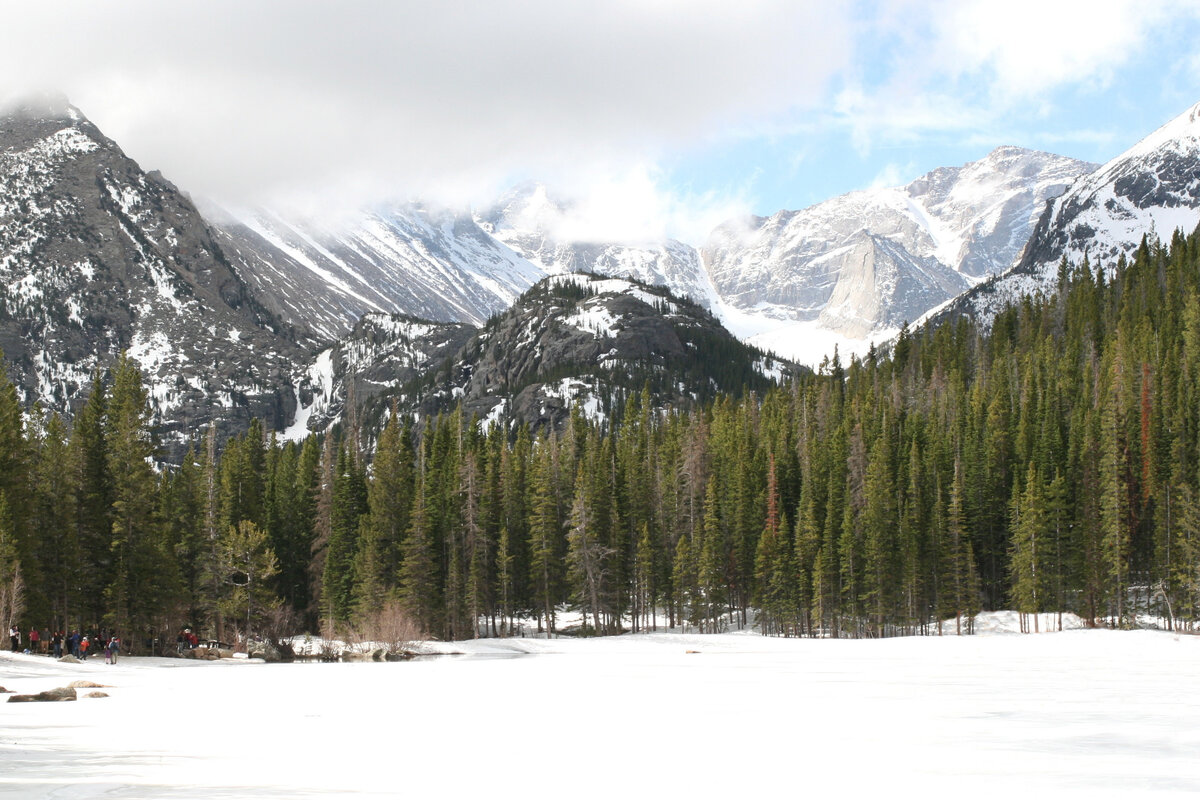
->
[28,628,39,653]
[80,636,90,660]
[8,626,18,652]
[109,636,120,663]
[52,630,63,658]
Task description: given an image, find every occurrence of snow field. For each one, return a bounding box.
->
[2,626,1199,798]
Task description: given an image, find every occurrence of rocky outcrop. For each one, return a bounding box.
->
[405,274,797,431]
[7,686,76,702]
[248,639,296,663]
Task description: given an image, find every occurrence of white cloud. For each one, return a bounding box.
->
[826,0,1200,158]
[0,0,852,217]
[541,163,754,244]
[867,162,916,190]
[934,0,1194,100]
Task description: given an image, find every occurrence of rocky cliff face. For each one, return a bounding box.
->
[0,96,302,454]
[287,312,474,439]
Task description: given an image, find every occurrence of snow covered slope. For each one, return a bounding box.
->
[286,312,473,440]
[703,147,1094,342]
[213,203,545,344]
[1020,101,1200,273]
[943,100,1200,327]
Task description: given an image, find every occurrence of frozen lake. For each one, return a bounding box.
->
[2,624,1198,798]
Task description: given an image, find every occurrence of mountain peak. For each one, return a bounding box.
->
[1116,99,1200,165]
[2,91,84,123]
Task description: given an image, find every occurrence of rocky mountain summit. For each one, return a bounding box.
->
[399,273,794,430]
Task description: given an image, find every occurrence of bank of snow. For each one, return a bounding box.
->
[1,622,1198,799]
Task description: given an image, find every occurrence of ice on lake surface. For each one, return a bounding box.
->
[1,618,1198,798]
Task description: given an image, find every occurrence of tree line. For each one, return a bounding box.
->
[4,228,1200,650]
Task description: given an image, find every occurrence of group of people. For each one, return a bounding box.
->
[7,626,122,664]
[176,628,200,653]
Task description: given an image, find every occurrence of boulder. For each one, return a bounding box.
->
[57,654,81,664]
[340,650,371,662]
[84,691,109,698]
[248,640,287,663]
[67,680,107,689]
[8,686,77,702]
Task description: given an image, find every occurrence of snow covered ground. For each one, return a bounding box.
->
[2,618,1198,798]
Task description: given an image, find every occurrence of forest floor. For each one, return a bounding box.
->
[1,613,1198,798]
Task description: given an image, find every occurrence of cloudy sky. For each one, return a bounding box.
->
[3,0,1200,242]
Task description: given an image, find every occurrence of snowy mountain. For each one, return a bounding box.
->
[702,147,1094,340]
[400,273,795,431]
[941,101,1200,326]
[220,150,1090,365]
[212,203,545,345]
[0,96,301,453]
[215,183,716,347]
[1019,102,1200,271]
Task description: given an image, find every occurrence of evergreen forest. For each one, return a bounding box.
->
[5,228,1200,650]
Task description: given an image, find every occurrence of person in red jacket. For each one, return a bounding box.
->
[28,628,39,653]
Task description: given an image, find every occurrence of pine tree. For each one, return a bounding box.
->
[398,459,439,638]
[0,493,24,637]
[566,471,612,634]
[1009,464,1050,632]
[1100,354,1133,627]
[322,445,367,623]
[29,412,77,629]
[698,477,727,633]
[354,411,414,616]
[528,436,562,635]
[105,353,172,644]
[217,520,280,638]
[70,370,112,630]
